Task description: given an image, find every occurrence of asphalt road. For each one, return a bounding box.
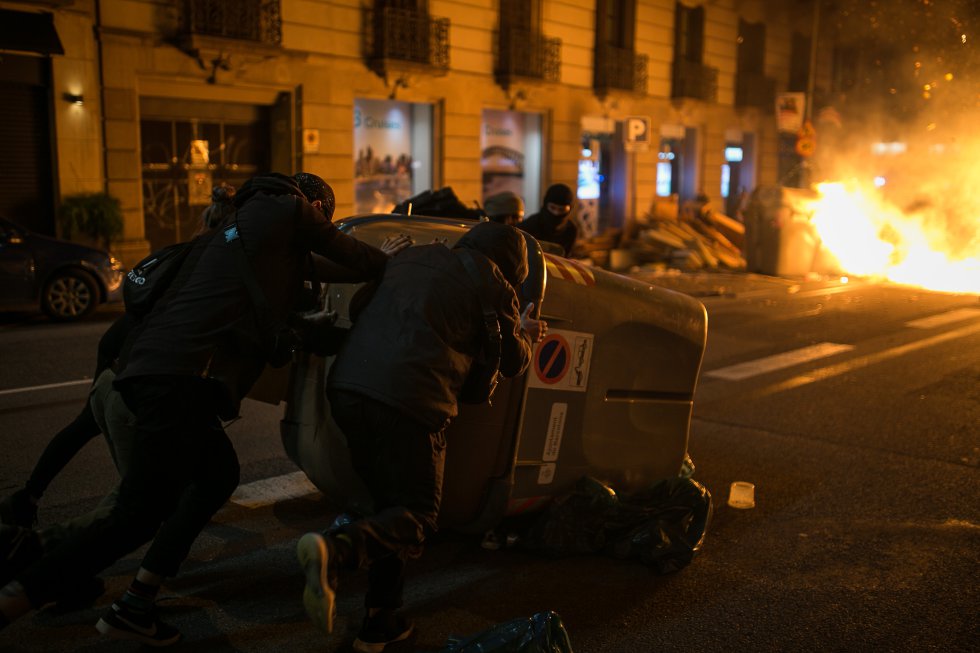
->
[0,275,977,653]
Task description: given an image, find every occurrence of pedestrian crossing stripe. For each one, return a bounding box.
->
[544,254,596,286]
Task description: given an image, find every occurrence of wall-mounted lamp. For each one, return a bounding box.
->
[507,87,527,111]
[388,76,409,100]
[63,92,84,105]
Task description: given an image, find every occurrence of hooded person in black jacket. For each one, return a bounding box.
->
[0,173,405,645]
[518,183,578,256]
[295,221,545,652]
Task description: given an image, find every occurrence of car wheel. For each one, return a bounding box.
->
[41,269,99,321]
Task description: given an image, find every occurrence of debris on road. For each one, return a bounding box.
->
[520,476,713,574]
[442,610,574,653]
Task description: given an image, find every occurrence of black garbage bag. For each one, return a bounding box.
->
[441,611,574,653]
[392,187,487,221]
[522,476,712,574]
[522,477,619,555]
[605,477,713,574]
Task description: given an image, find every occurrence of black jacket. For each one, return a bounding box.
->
[117,174,389,417]
[519,210,578,256]
[329,225,532,431]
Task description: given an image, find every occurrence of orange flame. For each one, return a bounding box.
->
[804,181,979,294]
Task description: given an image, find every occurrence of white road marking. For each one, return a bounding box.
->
[0,379,91,397]
[755,321,980,396]
[905,308,980,329]
[230,471,320,508]
[706,343,854,381]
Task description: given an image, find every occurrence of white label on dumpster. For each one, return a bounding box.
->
[538,463,556,485]
[529,329,594,391]
[542,402,567,462]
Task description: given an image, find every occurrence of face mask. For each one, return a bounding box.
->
[546,202,571,219]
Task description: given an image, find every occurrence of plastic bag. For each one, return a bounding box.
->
[442,611,573,653]
[522,476,712,574]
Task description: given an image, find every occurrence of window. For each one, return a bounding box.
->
[789,32,811,92]
[500,0,538,31]
[674,3,704,64]
[597,0,635,49]
[737,20,765,75]
[353,98,433,214]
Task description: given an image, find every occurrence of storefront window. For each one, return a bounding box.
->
[480,109,542,210]
[353,98,432,214]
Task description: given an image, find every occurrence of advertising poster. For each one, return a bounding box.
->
[354,99,415,214]
[481,109,527,201]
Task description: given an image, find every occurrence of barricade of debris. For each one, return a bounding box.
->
[578,197,747,273]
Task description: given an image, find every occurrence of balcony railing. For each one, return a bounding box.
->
[178,0,282,45]
[594,44,648,95]
[495,28,561,88]
[736,71,776,110]
[362,7,450,76]
[671,59,718,102]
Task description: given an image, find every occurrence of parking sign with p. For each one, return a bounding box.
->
[624,116,650,151]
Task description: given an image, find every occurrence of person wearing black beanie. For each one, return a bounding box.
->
[518,182,578,256]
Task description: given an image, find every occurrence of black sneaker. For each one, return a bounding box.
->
[353,610,414,653]
[296,532,336,634]
[95,600,181,647]
[0,489,37,529]
[0,525,42,587]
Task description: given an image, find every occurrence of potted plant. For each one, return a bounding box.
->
[57,192,124,251]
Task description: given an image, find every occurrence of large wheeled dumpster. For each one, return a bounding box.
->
[276,214,707,532]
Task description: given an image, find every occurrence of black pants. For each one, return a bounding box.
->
[327,389,447,610]
[18,375,239,606]
[26,402,101,500]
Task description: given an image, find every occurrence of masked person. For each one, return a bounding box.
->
[518,183,577,256]
[295,221,545,652]
[0,172,409,646]
[483,191,524,227]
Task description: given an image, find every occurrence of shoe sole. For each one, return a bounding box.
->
[95,616,181,647]
[352,622,415,653]
[297,532,335,634]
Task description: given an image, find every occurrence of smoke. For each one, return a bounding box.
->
[809,0,980,264]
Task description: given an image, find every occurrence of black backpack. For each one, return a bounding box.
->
[123,240,194,319]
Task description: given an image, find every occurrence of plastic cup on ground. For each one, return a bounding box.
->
[728,481,755,509]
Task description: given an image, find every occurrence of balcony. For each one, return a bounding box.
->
[362,7,450,79]
[177,0,282,46]
[671,59,718,102]
[495,28,561,89]
[594,44,648,96]
[736,71,776,110]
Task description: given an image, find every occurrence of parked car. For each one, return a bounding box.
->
[250,214,708,532]
[0,217,124,321]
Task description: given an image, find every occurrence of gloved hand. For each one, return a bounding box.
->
[288,309,349,357]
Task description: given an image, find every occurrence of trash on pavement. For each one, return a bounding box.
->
[727,481,756,509]
[442,611,574,653]
[521,476,713,575]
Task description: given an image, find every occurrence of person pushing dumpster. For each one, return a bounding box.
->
[295,220,545,652]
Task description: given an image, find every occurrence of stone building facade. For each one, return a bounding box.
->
[1,0,833,265]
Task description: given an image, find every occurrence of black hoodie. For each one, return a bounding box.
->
[330,222,532,430]
[116,173,388,418]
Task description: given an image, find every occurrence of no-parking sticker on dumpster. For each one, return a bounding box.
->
[528,329,594,391]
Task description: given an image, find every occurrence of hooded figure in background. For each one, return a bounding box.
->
[483,191,525,226]
[519,182,578,256]
[295,221,545,652]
